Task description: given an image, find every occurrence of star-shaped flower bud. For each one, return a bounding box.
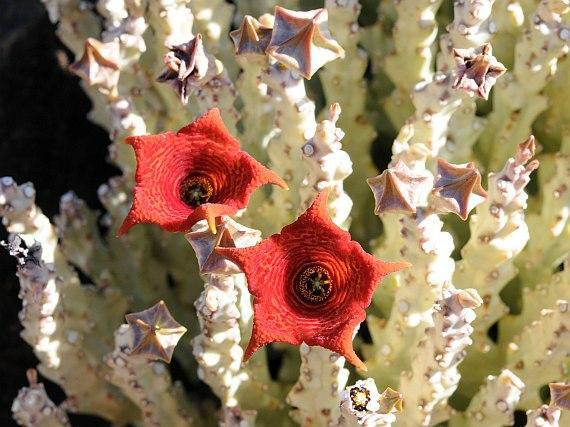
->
[69,38,121,91]
[230,15,273,57]
[125,301,187,363]
[156,34,210,105]
[452,43,506,100]
[216,189,410,369]
[119,108,287,235]
[367,161,434,215]
[266,6,345,79]
[431,159,487,220]
[185,216,261,274]
[549,382,570,410]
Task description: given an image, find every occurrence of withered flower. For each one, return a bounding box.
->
[266,6,345,79]
[156,34,210,104]
[216,190,410,369]
[119,108,287,235]
[453,43,507,100]
[125,301,187,363]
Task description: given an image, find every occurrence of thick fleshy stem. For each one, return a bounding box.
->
[192,273,251,407]
[321,0,379,243]
[371,43,505,317]
[398,288,483,426]
[515,150,570,286]
[338,379,403,427]
[453,138,538,397]
[105,324,195,427]
[506,299,569,408]
[249,63,317,235]
[365,208,456,387]
[1,179,137,423]
[501,261,570,344]
[479,0,570,171]
[186,218,278,421]
[12,369,70,427]
[286,105,352,426]
[438,0,497,163]
[449,369,525,426]
[382,0,445,129]
[287,344,350,426]
[245,6,344,236]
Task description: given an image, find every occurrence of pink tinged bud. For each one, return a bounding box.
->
[266,6,345,79]
[367,161,434,215]
[431,159,488,220]
[452,43,507,100]
[125,301,187,363]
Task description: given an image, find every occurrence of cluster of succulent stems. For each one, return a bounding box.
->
[2,0,570,426]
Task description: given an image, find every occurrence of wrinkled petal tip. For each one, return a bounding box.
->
[346,352,367,371]
[275,176,289,190]
[377,260,412,278]
[124,135,137,146]
[117,216,135,236]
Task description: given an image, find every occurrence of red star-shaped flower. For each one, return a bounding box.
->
[431,159,487,220]
[216,190,410,370]
[119,108,287,234]
[266,6,345,79]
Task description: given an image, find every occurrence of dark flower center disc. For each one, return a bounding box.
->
[179,175,213,207]
[349,387,370,411]
[296,265,332,304]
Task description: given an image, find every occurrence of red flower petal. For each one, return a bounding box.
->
[119,108,287,234]
[216,189,410,369]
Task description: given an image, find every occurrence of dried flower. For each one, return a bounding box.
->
[156,34,210,105]
[367,161,433,215]
[216,190,410,369]
[431,159,487,220]
[69,38,121,92]
[453,43,506,100]
[230,16,273,57]
[119,108,287,235]
[125,301,187,363]
[266,6,345,79]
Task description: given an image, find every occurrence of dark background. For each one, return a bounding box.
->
[0,0,116,424]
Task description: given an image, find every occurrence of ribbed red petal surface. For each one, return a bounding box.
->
[217,190,410,369]
[119,108,286,234]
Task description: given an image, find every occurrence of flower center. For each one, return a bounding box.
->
[349,387,370,412]
[179,175,213,207]
[296,265,332,304]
